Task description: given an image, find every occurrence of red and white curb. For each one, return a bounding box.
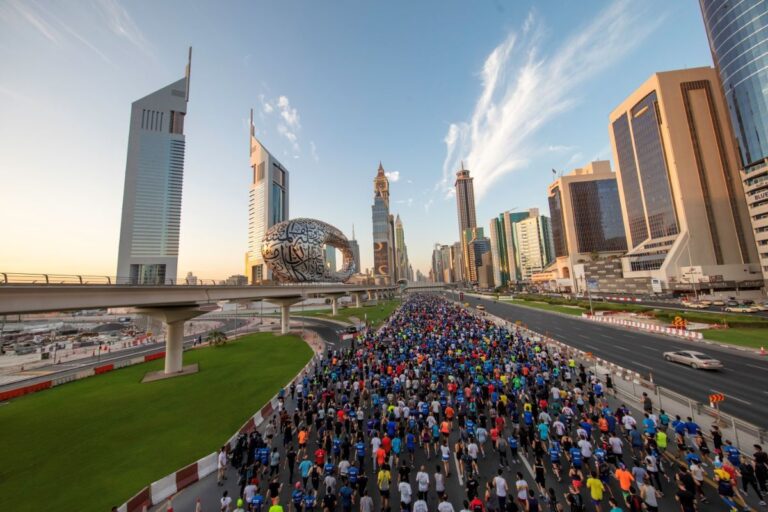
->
[582,313,703,340]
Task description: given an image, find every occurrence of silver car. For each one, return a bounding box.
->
[663,350,723,370]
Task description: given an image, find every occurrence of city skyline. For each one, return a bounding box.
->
[0,0,714,278]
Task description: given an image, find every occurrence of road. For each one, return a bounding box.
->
[597,296,768,319]
[155,309,760,512]
[0,318,244,393]
[461,293,768,428]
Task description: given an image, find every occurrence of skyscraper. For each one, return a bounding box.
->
[512,210,554,281]
[455,162,477,283]
[116,50,191,285]
[609,68,759,292]
[372,162,394,284]
[245,110,289,284]
[700,0,768,284]
[488,210,533,288]
[348,225,361,274]
[394,214,410,283]
[546,161,627,292]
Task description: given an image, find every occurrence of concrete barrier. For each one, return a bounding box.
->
[150,473,177,505]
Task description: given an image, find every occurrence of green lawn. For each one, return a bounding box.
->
[300,299,400,327]
[501,299,585,316]
[0,333,312,512]
[701,328,768,349]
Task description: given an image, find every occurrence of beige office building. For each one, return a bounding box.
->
[608,68,760,293]
[547,161,627,292]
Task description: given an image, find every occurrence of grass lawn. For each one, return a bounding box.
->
[501,299,585,316]
[300,299,400,327]
[0,333,312,512]
[701,328,768,349]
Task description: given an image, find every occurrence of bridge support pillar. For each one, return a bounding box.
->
[324,292,347,316]
[351,292,363,308]
[270,297,303,335]
[138,307,206,374]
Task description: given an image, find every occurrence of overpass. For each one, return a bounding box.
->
[402,282,452,292]
[0,279,396,376]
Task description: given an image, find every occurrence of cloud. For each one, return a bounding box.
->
[424,198,434,213]
[94,0,153,57]
[546,144,576,152]
[310,141,319,162]
[4,0,59,43]
[385,171,400,182]
[396,198,415,208]
[438,0,662,199]
[277,95,300,129]
[277,124,300,152]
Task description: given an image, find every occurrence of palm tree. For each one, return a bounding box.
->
[206,330,227,347]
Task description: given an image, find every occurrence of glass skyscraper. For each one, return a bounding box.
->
[700,0,768,281]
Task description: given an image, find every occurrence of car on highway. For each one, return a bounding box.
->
[711,299,725,306]
[663,350,723,370]
[476,304,486,311]
[698,299,712,306]
[723,303,757,313]
[755,301,768,312]
[686,301,709,309]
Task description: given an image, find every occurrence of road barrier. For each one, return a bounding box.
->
[582,312,704,340]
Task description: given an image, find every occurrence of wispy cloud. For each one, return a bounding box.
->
[260,93,303,155]
[385,171,400,182]
[438,0,662,199]
[94,0,153,57]
[310,141,319,163]
[1,0,152,64]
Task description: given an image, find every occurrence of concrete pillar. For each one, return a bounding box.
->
[353,292,362,308]
[324,292,346,317]
[270,297,303,335]
[137,307,206,374]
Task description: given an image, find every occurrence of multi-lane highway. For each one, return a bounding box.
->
[459,293,768,428]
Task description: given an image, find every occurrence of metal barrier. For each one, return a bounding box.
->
[0,272,394,288]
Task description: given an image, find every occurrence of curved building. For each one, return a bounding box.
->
[700,0,768,283]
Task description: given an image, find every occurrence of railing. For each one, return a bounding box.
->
[0,272,396,288]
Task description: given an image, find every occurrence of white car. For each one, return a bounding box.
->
[663,350,723,370]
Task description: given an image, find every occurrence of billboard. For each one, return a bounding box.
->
[374,241,390,277]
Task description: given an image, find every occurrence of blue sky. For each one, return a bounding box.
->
[0,0,713,279]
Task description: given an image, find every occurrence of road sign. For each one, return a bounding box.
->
[587,278,599,291]
[708,393,725,404]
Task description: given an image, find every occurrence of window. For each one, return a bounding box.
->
[169,111,185,134]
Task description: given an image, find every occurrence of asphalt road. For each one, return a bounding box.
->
[0,318,243,393]
[598,296,768,319]
[460,293,768,428]
[156,312,756,512]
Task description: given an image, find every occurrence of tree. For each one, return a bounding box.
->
[206,330,228,347]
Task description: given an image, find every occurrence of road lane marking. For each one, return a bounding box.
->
[634,363,653,370]
[519,452,536,480]
[583,344,600,351]
[710,389,752,406]
[746,363,767,371]
[642,345,656,350]
[614,346,630,352]
[453,452,464,486]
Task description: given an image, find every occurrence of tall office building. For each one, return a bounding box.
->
[116,50,191,285]
[488,210,534,288]
[348,225,361,274]
[546,161,627,292]
[451,242,464,283]
[609,68,759,292]
[700,0,768,284]
[512,210,555,281]
[245,110,290,284]
[372,162,394,284]
[455,162,477,284]
[394,214,410,282]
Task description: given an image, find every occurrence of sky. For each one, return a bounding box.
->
[0,0,714,280]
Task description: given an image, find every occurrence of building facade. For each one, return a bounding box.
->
[546,161,628,292]
[245,111,290,284]
[609,68,760,292]
[700,0,768,285]
[116,52,191,285]
[372,163,394,284]
[348,226,361,275]
[488,210,534,288]
[455,163,477,284]
[394,214,410,282]
[513,210,555,281]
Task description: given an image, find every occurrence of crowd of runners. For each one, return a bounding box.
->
[213,295,768,512]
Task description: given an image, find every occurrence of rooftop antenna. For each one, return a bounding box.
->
[352,224,356,240]
[249,108,255,137]
[185,46,192,102]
